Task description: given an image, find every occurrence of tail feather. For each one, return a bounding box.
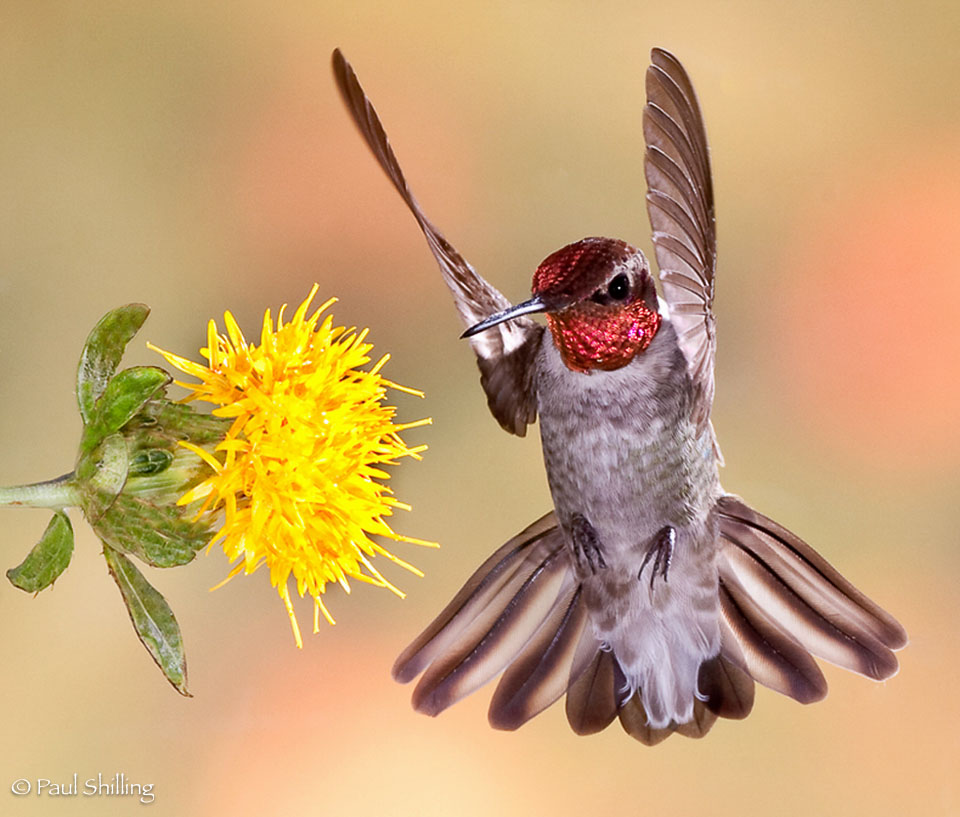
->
[618,693,677,745]
[616,656,745,745]
[393,511,559,684]
[720,544,897,679]
[698,653,755,720]
[488,586,589,730]
[719,572,829,704]
[411,542,574,716]
[393,497,906,743]
[565,648,619,735]
[717,495,907,651]
[716,494,908,704]
[675,699,720,739]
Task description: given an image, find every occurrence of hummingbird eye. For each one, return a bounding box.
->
[607,273,630,301]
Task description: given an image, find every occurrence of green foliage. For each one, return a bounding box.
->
[7,303,230,694]
[78,433,130,523]
[79,366,171,456]
[6,511,74,593]
[103,546,191,696]
[76,303,150,424]
[95,494,212,568]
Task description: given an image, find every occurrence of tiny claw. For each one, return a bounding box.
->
[638,525,675,588]
[569,513,606,575]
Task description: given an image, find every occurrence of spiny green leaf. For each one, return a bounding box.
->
[77,304,150,423]
[6,511,74,593]
[102,545,190,696]
[94,493,212,568]
[80,366,170,455]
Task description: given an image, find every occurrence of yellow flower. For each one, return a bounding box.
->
[149,285,434,647]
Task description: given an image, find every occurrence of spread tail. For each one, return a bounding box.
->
[716,494,908,701]
[393,498,906,744]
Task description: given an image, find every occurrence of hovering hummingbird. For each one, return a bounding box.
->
[332,48,907,743]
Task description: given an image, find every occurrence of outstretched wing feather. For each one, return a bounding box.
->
[644,48,717,436]
[333,49,542,435]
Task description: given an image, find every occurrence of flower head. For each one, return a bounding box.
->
[150,285,433,646]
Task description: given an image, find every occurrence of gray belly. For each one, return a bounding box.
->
[535,325,719,561]
[535,324,723,727]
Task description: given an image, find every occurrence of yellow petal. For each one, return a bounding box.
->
[149,284,433,646]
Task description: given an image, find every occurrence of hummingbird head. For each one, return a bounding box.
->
[463,237,662,372]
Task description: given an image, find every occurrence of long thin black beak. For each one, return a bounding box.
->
[461,295,547,338]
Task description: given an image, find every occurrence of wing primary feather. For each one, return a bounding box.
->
[643,49,717,436]
[644,105,709,222]
[654,232,709,279]
[332,49,543,434]
[647,192,709,269]
[649,51,713,198]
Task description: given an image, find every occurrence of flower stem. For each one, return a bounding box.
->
[0,473,80,509]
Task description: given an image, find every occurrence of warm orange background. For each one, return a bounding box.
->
[1,3,957,815]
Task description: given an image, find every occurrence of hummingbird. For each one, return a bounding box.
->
[332,47,907,743]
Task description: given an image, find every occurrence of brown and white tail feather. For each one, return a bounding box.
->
[393,512,559,683]
[720,545,897,679]
[488,586,590,730]
[718,494,907,688]
[675,699,720,739]
[410,544,574,717]
[719,572,829,704]
[393,514,579,717]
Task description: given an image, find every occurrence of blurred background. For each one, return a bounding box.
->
[1,1,958,814]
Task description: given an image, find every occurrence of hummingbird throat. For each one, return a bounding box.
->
[546,300,662,372]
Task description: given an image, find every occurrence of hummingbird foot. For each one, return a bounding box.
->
[569,513,607,574]
[638,525,675,588]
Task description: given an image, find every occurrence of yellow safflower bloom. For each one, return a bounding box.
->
[150,285,433,646]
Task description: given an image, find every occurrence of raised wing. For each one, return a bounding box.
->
[643,48,718,441]
[332,49,543,436]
